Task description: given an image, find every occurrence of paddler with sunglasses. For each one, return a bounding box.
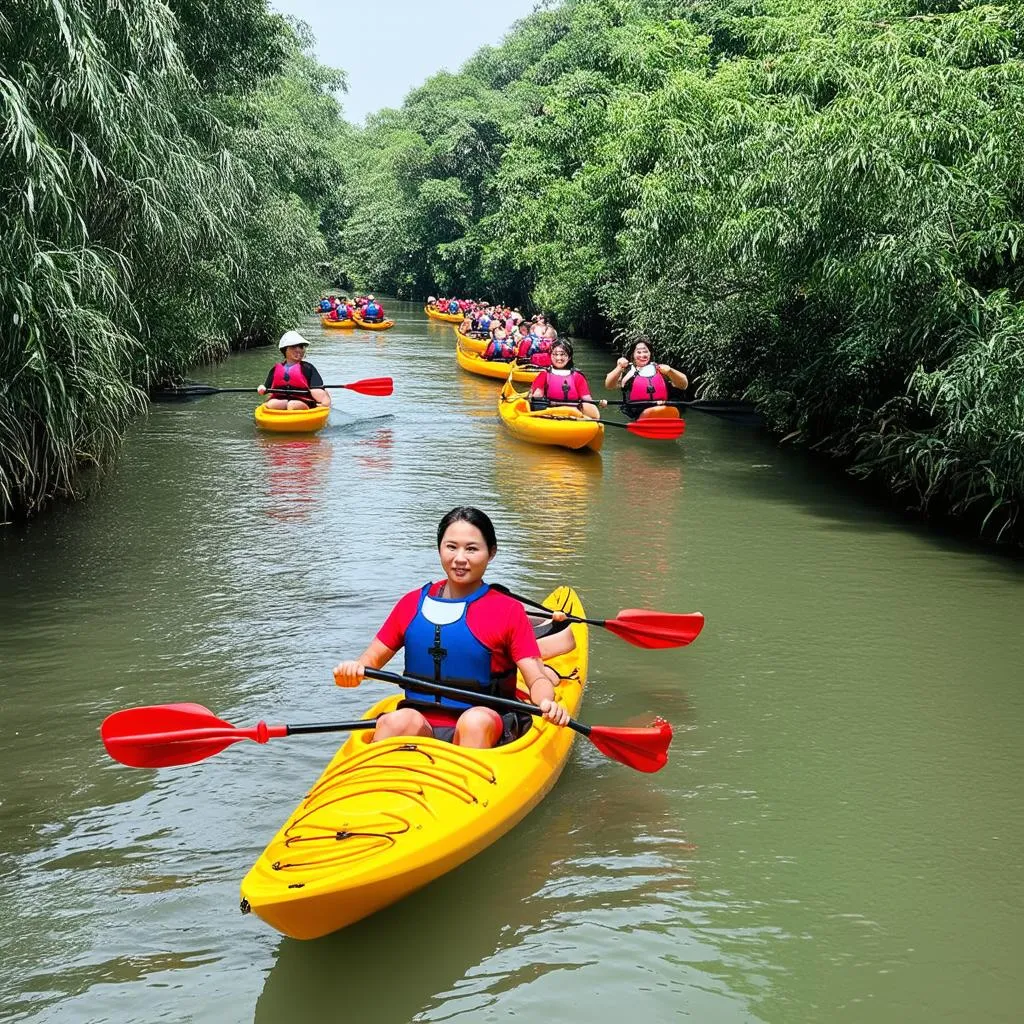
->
[257,331,331,410]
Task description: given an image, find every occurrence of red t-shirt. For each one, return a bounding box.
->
[377,582,541,675]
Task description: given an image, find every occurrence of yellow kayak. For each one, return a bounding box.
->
[499,380,604,452]
[454,327,489,355]
[320,315,356,330]
[455,339,540,384]
[425,306,464,323]
[239,585,588,940]
[254,403,330,433]
[353,314,394,331]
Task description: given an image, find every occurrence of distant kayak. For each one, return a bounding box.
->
[320,316,356,330]
[455,340,540,383]
[425,306,464,323]
[254,403,330,433]
[352,314,394,331]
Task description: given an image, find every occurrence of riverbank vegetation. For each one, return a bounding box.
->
[336,0,1024,545]
[1,0,348,521]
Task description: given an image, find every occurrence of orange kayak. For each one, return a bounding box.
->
[321,316,356,330]
[425,306,464,324]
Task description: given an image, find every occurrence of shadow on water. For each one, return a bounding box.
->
[695,416,1024,566]
[253,841,528,1024]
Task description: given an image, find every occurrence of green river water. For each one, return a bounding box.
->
[1,300,1023,1023]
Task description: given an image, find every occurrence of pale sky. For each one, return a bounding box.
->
[271,0,543,122]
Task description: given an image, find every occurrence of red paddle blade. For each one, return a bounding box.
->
[603,610,705,649]
[625,418,686,439]
[587,718,673,773]
[100,703,271,769]
[340,377,393,396]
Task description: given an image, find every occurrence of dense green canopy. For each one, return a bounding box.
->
[335,0,1024,544]
[4,0,1022,545]
[1,0,349,521]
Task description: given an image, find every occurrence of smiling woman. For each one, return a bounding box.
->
[332,505,571,747]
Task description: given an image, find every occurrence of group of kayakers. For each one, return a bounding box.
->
[463,307,689,422]
[318,294,387,323]
[253,300,688,754]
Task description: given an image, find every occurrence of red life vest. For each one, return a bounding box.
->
[519,337,552,367]
[485,337,518,361]
[623,366,669,403]
[270,361,314,404]
[538,369,589,402]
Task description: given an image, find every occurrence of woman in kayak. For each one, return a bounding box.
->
[257,331,331,410]
[333,506,571,748]
[529,339,600,419]
[604,338,689,419]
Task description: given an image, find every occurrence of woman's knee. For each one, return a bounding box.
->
[454,707,503,748]
[373,708,430,741]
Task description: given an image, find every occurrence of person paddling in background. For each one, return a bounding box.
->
[529,339,600,420]
[362,295,385,323]
[257,331,331,410]
[483,324,518,361]
[333,506,571,749]
[604,338,689,419]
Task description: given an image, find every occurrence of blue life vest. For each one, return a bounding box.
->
[448,300,460,314]
[402,583,514,710]
[319,299,331,312]
[364,302,381,320]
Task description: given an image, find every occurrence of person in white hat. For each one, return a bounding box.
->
[257,331,331,410]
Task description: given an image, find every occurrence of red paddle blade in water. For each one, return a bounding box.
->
[602,610,705,649]
[625,418,686,439]
[340,376,393,396]
[100,703,280,769]
[586,718,674,773]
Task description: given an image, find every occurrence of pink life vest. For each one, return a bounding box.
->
[538,369,589,402]
[270,361,314,404]
[624,366,669,403]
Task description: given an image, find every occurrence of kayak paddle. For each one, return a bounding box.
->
[152,377,394,400]
[603,398,761,425]
[361,668,673,773]
[491,584,705,649]
[531,415,685,439]
[601,418,685,439]
[101,703,378,768]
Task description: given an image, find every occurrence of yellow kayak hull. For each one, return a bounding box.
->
[320,316,356,329]
[254,404,330,433]
[455,340,540,384]
[499,380,604,452]
[454,327,489,355]
[240,585,588,940]
[425,306,464,323]
[353,315,395,331]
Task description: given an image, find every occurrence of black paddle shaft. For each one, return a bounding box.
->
[361,667,590,738]
[285,719,378,736]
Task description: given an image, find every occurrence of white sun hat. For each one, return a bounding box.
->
[278,330,309,350]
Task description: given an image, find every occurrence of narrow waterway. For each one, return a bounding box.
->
[2,300,1023,1023]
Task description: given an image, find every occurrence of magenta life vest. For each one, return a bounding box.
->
[624,366,669,403]
[539,369,588,402]
[270,361,314,403]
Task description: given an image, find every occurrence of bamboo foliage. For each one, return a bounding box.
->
[333,0,1024,544]
[1,1,348,521]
